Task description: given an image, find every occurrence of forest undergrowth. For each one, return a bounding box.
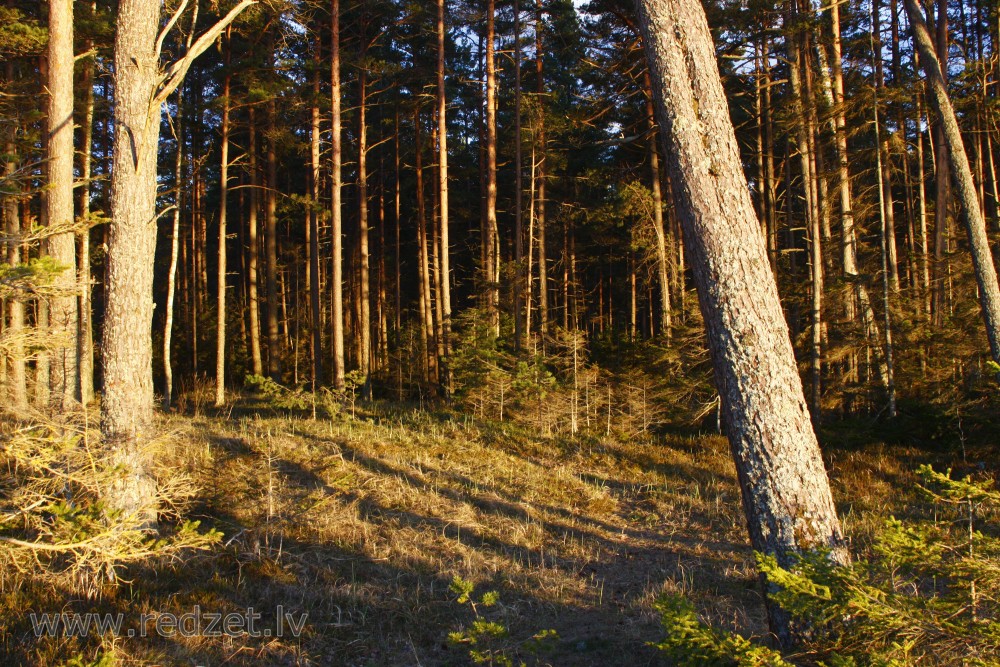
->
[2,389,994,666]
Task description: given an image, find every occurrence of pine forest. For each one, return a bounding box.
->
[1,0,999,664]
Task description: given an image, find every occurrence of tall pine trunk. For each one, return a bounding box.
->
[905,0,1000,364]
[265,92,281,380]
[247,110,263,376]
[484,0,499,336]
[330,0,346,390]
[77,1,97,405]
[642,69,672,344]
[636,0,848,645]
[214,44,231,407]
[46,0,78,409]
[103,0,163,521]
[535,2,548,338]
[164,91,184,410]
[310,37,324,391]
[3,82,27,410]
[437,0,453,388]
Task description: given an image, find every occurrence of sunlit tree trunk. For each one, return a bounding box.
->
[77,0,97,405]
[358,44,371,395]
[788,5,823,415]
[636,0,848,645]
[265,88,281,380]
[330,0,346,390]
[247,109,263,376]
[103,0,163,521]
[46,0,78,409]
[484,0,499,335]
[535,1,549,338]
[642,69,672,344]
[437,0,453,387]
[164,91,184,410]
[3,78,27,410]
[906,0,1000,364]
[309,37,324,391]
[214,44,231,407]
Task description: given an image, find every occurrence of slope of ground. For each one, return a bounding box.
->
[2,397,965,666]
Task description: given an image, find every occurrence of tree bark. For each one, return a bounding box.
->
[77,4,97,405]
[358,68,371,394]
[636,0,848,644]
[535,2,549,338]
[3,84,27,410]
[164,92,184,410]
[247,109,263,376]
[485,0,500,336]
[330,0,346,390]
[310,36,324,391]
[415,108,436,383]
[437,0,453,388]
[214,45,231,407]
[103,0,252,522]
[642,68,672,344]
[265,92,281,380]
[103,0,163,522]
[905,0,1000,364]
[46,0,78,409]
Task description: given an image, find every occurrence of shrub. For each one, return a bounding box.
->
[0,416,221,597]
[651,465,1000,666]
[448,575,558,666]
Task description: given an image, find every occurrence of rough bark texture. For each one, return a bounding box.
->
[905,0,1000,364]
[635,0,848,643]
[46,0,78,409]
[103,0,162,521]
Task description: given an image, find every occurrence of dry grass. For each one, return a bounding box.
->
[2,397,989,666]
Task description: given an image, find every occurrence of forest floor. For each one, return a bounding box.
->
[5,394,993,666]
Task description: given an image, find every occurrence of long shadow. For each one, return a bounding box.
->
[6,418,766,666]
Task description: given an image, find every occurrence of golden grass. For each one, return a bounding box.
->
[2,398,979,666]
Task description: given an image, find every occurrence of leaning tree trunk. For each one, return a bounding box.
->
[635,0,848,645]
[904,0,1000,365]
[46,0,78,410]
